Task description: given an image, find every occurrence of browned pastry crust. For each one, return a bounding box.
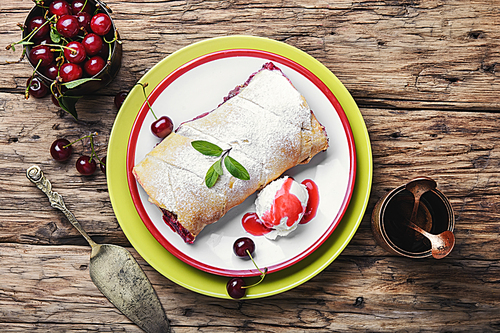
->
[133,62,328,243]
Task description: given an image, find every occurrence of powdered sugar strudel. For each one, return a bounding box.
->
[133,62,329,243]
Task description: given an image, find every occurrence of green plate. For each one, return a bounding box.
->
[107,35,372,299]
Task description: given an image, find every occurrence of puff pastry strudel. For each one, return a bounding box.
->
[133,62,329,243]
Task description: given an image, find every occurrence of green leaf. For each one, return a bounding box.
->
[50,28,61,43]
[224,155,250,180]
[205,164,220,188]
[58,95,82,120]
[61,78,101,89]
[213,158,223,175]
[191,140,223,157]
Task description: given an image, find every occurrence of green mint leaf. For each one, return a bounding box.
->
[61,78,101,89]
[205,164,219,188]
[50,28,61,43]
[191,140,223,157]
[213,158,223,175]
[224,155,250,180]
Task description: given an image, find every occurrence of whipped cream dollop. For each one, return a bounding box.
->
[255,176,309,240]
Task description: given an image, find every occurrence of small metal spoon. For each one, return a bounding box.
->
[406,221,455,259]
[27,165,170,333]
[405,177,437,225]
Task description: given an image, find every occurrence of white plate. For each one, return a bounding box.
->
[127,49,356,277]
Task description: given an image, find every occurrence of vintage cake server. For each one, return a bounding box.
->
[27,165,170,333]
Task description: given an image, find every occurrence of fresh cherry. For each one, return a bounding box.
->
[60,63,83,82]
[151,116,173,138]
[114,91,127,109]
[29,45,54,67]
[75,11,91,32]
[84,56,105,76]
[26,76,48,98]
[44,62,59,80]
[100,156,106,173]
[51,93,61,107]
[28,16,50,40]
[226,277,246,299]
[49,0,72,16]
[96,42,109,59]
[76,155,96,175]
[82,33,103,56]
[56,15,80,39]
[90,13,112,36]
[38,37,52,46]
[233,237,255,259]
[71,0,92,14]
[64,41,87,64]
[50,138,72,161]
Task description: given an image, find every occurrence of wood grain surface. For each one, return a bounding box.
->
[1,0,500,331]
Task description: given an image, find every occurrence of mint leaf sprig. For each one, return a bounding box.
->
[191,140,250,188]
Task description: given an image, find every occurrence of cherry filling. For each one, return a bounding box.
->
[161,209,195,244]
[242,179,319,236]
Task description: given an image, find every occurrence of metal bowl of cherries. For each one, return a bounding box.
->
[14,0,122,119]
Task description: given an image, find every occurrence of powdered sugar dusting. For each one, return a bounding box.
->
[133,62,328,240]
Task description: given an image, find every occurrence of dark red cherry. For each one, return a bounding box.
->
[38,37,52,46]
[76,155,96,175]
[82,33,103,56]
[114,91,127,109]
[56,15,80,38]
[71,0,92,14]
[64,41,86,64]
[90,13,112,36]
[44,62,59,80]
[28,16,50,40]
[96,42,109,60]
[151,116,173,138]
[233,237,255,259]
[75,11,91,32]
[49,0,71,16]
[84,56,105,76]
[60,63,82,82]
[226,277,246,299]
[51,93,61,107]
[26,76,48,98]
[29,45,54,67]
[50,138,72,161]
[100,156,106,173]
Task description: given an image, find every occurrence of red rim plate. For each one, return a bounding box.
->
[126,49,356,277]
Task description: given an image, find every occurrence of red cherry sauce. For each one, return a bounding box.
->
[300,179,319,224]
[242,212,272,236]
[261,177,304,228]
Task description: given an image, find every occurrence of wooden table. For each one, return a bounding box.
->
[1,0,499,331]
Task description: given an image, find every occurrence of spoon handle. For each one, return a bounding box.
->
[26,165,97,248]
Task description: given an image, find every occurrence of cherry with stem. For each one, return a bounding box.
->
[136,82,173,138]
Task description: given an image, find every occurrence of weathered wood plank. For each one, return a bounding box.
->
[0,243,499,332]
[1,0,499,110]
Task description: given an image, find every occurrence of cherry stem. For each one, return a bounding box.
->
[63,132,105,164]
[6,15,55,51]
[241,249,267,289]
[25,59,43,99]
[136,82,158,119]
[45,43,77,55]
[78,0,89,14]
